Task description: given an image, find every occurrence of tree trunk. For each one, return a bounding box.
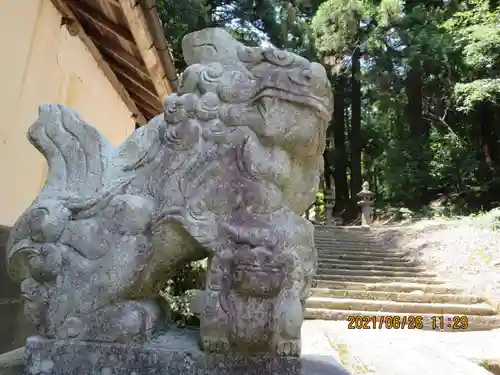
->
[332,74,350,219]
[479,103,500,167]
[405,61,429,139]
[349,47,362,213]
[323,119,333,192]
[404,60,430,205]
[253,0,284,48]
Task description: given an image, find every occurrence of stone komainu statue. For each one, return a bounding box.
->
[6,28,332,356]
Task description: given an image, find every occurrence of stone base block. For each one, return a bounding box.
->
[24,329,303,375]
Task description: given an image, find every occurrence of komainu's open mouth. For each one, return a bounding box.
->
[253,88,331,121]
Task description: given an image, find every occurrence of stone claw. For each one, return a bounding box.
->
[275,339,301,357]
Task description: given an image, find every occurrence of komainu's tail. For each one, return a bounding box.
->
[28,104,111,200]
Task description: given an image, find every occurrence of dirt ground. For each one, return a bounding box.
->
[374,208,500,303]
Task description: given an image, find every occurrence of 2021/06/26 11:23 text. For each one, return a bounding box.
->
[347,315,470,330]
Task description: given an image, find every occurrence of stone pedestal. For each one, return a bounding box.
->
[24,330,300,375]
[23,329,349,375]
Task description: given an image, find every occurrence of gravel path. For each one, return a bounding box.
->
[376,209,500,301]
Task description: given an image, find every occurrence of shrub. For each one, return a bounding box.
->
[160,259,206,327]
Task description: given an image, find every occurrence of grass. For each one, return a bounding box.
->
[478,359,500,375]
[327,336,376,374]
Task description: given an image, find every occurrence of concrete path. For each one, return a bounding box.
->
[302,320,500,374]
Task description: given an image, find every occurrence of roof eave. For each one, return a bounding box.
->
[118,0,178,104]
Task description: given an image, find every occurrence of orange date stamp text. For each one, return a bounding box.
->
[347,315,424,329]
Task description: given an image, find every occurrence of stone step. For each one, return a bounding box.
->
[315,237,379,242]
[315,235,376,240]
[316,249,409,257]
[315,246,389,253]
[309,288,485,304]
[314,234,379,244]
[317,256,418,267]
[315,241,380,247]
[314,240,380,247]
[314,226,373,233]
[315,246,385,253]
[305,297,498,316]
[316,261,425,272]
[315,223,371,227]
[314,236,382,246]
[315,243,398,250]
[315,244,400,251]
[315,231,377,236]
[315,234,378,239]
[317,256,412,265]
[304,309,500,331]
[318,253,412,262]
[315,234,377,239]
[315,267,435,278]
[313,280,461,293]
[314,274,444,284]
[316,248,387,254]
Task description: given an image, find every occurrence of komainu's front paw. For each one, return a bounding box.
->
[275,339,300,357]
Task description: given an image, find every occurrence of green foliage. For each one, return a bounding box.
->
[160,260,206,326]
[377,0,403,27]
[445,1,500,112]
[491,215,500,231]
[358,0,500,215]
[156,0,211,70]
[157,0,500,227]
[461,25,500,71]
[315,190,326,221]
[312,0,363,57]
[454,79,500,112]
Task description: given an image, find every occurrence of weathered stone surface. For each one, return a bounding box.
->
[24,331,299,375]
[0,301,35,354]
[23,330,349,375]
[0,225,19,300]
[0,225,35,354]
[5,27,332,357]
[0,348,25,375]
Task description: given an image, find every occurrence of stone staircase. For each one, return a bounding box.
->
[306,225,500,331]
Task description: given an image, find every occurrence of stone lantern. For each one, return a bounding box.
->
[324,189,335,225]
[357,181,374,226]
